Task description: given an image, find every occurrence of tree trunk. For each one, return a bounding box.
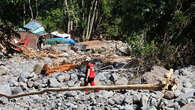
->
[23,2,26,25]
[85,0,95,40]
[35,0,38,19]
[88,0,98,40]
[0,84,161,99]
[28,0,34,20]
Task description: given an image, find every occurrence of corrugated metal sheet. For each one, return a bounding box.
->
[19,20,46,35]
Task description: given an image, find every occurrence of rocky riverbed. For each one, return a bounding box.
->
[0,41,194,110]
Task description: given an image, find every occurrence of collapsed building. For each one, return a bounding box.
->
[12,20,47,50]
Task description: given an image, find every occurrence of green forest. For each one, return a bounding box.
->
[0,0,194,68]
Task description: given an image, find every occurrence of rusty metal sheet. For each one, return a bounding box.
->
[12,31,40,49]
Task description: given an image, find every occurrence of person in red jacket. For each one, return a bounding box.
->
[84,57,99,94]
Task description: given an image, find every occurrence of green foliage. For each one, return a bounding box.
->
[127,33,157,57]
[0,0,194,67]
[105,18,121,38]
[38,8,64,32]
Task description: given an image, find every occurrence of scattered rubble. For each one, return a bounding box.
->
[0,36,194,110]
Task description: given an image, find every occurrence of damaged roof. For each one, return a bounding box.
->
[19,20,46,35]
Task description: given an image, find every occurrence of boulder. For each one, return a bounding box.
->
[0,83,11,95]
[129,66,168,84]
[180,102,195,110]
[116,77,128,85]
[48,78,61,87]
[164,91,175,100]
[0,66,6,75]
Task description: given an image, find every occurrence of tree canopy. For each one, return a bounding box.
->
[0,0,194,68]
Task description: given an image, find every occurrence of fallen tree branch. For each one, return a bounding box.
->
[97,69,129,72]
[0,84,162,99]
[0,69,177,99]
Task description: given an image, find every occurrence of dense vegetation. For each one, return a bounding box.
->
[0,0,194,68]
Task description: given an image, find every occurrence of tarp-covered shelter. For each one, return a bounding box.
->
[12,20,46,50]
[19,20,46,35]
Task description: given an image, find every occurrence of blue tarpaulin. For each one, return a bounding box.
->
[19,20,46,35]
[45,37,76,45]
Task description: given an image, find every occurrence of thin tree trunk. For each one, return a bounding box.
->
[64,0,70,33]
[85,0,95,40]
[23,2,26,25]
[29,0,34,20]
[88,0,98,40]
[81,0,86,40]
[70,20,73,31]
[35,0,38,19]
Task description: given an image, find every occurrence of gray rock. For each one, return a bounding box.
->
[18,82,28,90]
[108,99,115,105]
[96,72,107,81]
[180,88,195,99]
[77,104,87,110]
[0,66,6,75]
[67,81,75,87]
[110,73,118,82]
[133,94,141,103]
[187,98,195,103]
[180,102,195,110]
[43,57,53,64]
[111,108,119,110]
[116,77,128,85]
[178,98,188,107]
[174,90,182,98]
[179,69,190,76]
[149,106,157,110]
[65,102,77,109]
[33,63,44,74]
[99,91,114,99]
[56,74,65,82]
[113,94,125,105]
[27,81,34,88]
[64,74,70,81]
[48,78,61,87]
[168,102,180,110]
[123,105,134,110]
[33,81,41,89]
[141,94,148,107]
[150,97,158,107]
[158,98,168,108]
[9,80,18,87]
[0,83,11,95]
[17,74,27,82]
[64,91,77,97]
[124,96,133,104]
[164,91,175,100]
[70,73,78,82]
[165,107,174,110]
[183,81,192,88]
[0,97,9,104]
[154,91,164,99]
[11,87,23,95]
[141,105,150,110]
[59,53,70,57]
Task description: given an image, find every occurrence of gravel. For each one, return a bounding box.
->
[0,54,194,110]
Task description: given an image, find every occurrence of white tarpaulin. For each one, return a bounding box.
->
[51,31,71,39]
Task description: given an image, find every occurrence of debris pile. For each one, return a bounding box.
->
[0,22,194,110]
